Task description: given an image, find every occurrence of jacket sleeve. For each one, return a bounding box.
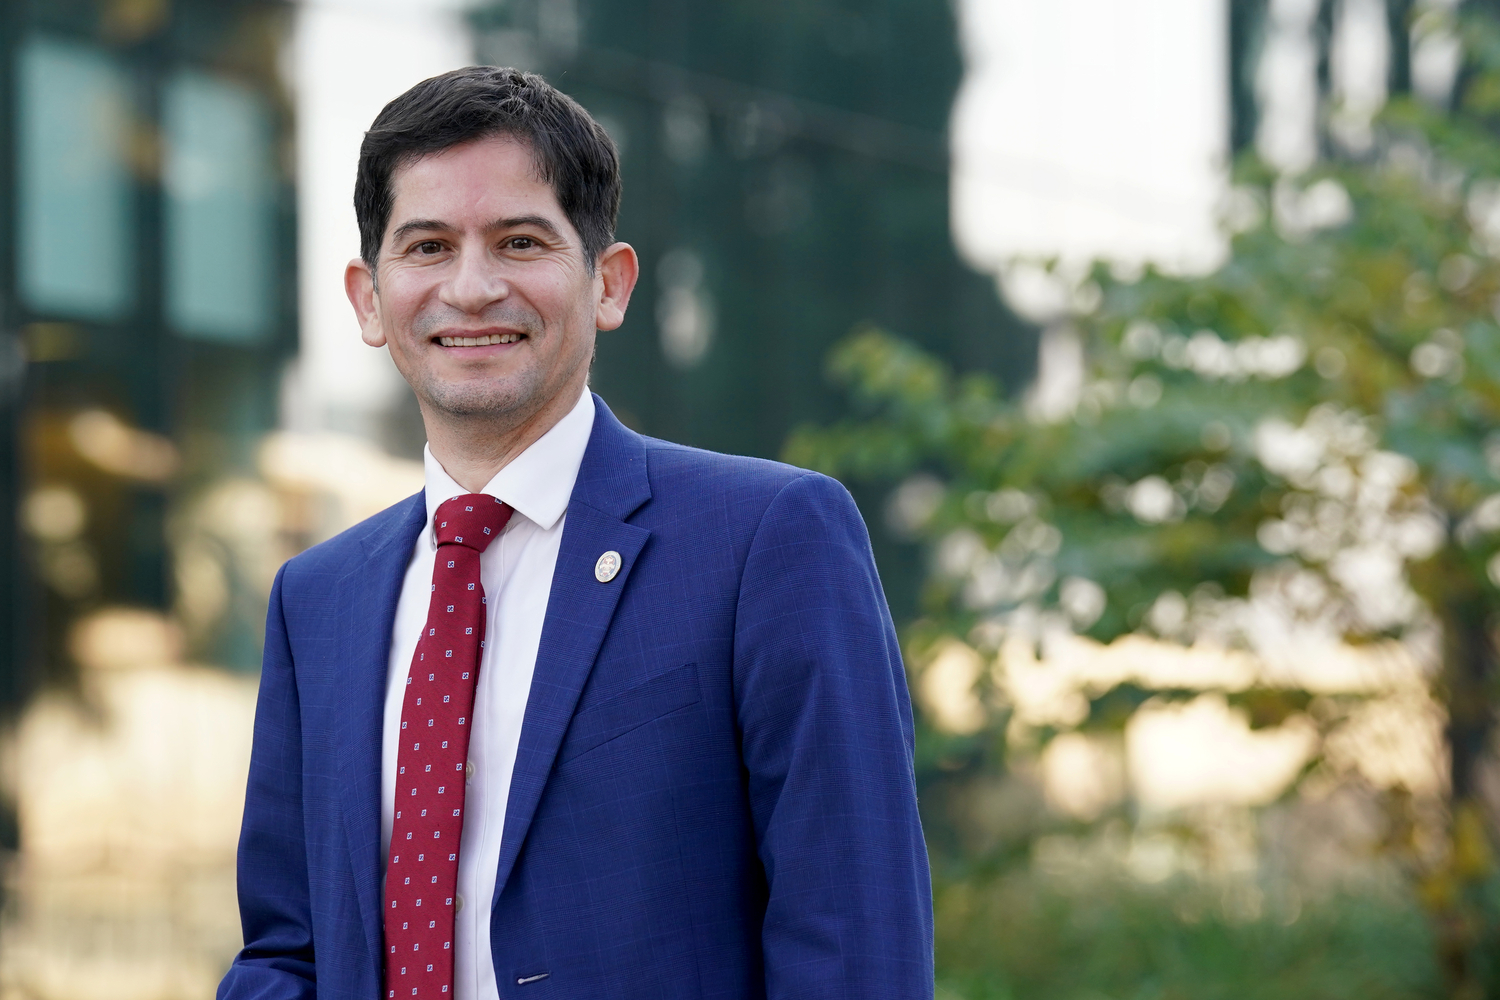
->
[218,563,317,999]
[733,472,934,1000]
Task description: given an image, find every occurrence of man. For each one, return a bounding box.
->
[219,67,931,1000]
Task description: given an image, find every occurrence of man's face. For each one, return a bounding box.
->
[347,136,631,426]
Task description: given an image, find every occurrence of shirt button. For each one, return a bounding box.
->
[465,761,474,781]
[455,894,464,912]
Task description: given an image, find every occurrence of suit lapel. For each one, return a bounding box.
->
[492,396,652,905]
[334,491,427,969]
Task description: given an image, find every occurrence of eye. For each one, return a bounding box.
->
[507,236,537,250]
[415,240,443,255]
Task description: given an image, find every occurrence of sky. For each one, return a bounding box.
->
[947,0,1420,321]
[949,0,1229,318]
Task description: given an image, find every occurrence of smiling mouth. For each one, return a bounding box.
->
[437,333,523,347]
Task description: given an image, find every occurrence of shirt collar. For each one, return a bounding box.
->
[422,387,595,536]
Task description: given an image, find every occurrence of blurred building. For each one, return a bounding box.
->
[0,1,295,995]
[1,0,297,696]
[462,0,1038,620]
[468,0,1036,459]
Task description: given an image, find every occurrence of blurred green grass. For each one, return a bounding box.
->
[934,870,1441,1000]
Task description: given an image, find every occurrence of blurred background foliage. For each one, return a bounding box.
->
[789,5,1500,999]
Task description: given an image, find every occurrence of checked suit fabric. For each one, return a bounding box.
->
[384,494,512,999]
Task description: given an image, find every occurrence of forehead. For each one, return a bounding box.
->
[387,135,565,226]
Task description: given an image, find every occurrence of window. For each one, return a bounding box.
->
[163,70,275,342]
[16,36,135,320]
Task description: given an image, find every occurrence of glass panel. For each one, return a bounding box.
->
[16,36,135,321]
[163,70,275,343]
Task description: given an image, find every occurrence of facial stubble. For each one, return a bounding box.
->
[399,304,594,430]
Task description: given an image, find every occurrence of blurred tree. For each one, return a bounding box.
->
[789,7,1500,998]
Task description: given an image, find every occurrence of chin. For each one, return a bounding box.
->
[408,356,586,423]
[422,373,555,421]
[430,392,528,419]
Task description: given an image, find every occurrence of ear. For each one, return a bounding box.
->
[345,258,387,347]
[594,242,639,332]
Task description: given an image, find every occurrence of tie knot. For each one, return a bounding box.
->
[434,494,512,551]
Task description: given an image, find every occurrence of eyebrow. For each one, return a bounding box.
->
[389,214,566,245]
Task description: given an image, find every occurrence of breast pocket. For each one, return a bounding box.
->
[559,663,701,764]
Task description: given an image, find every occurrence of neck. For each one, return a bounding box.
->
[421,381,585,493]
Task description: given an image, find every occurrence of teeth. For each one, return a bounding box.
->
[438,333,522,347]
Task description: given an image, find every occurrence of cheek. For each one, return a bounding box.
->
[561,277,600,331]
[382,271,438,324]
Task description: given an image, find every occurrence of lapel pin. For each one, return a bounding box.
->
[594,550,621,583]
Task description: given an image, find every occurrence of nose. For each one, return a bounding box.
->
[440,242,509,316]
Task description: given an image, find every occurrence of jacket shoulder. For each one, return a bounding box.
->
[636,435,857,533]
[279,491,425,586]
[639,436,819,494]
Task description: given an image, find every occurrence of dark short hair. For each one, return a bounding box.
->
[354,66,621,271]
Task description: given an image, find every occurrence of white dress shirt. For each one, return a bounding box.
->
[381,388,594,1000]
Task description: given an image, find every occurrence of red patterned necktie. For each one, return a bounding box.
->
[385,494,513,999]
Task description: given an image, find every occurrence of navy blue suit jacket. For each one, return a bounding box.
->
[219,397,933,999]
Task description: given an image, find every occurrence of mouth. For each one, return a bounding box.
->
[436,332,524,347]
